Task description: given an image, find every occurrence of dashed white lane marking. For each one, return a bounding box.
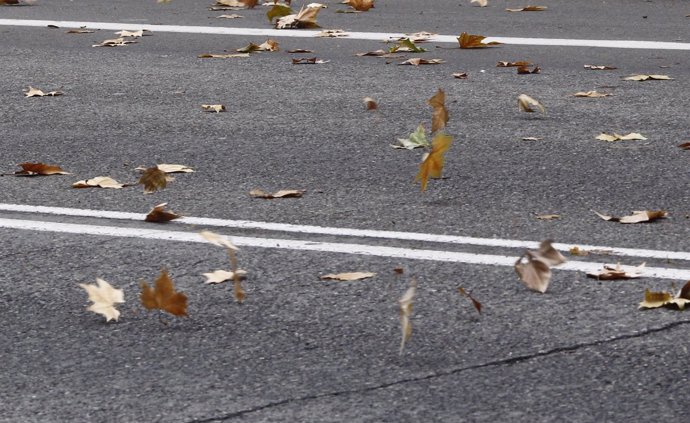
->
[1,19,689,50]
[0,217,689,280]
[0,203,688,262]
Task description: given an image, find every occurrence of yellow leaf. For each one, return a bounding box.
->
[415,132,452,192]
[457,32,501,49]
[595,132,647,142]
[79,278,125,322]
[427,88,449,133]
[320,272,376,281]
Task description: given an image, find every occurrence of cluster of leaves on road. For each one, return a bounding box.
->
[10,0,688,356]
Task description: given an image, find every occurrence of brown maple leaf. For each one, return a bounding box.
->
[457,32,501,49]
[138,167,168,193]
[140,269,188,317]
[427,89,449,133]
[416,132,452,191]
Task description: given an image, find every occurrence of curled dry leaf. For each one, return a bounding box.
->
[587,262,645,280]
[216,13,243,18]
[458,287,482,313]
[514,240,566,293]
[399,279,416,355]
[25,86,63,97]
[535,214,560,220]
[72,176,125,189]
[0,0,21,4]
[343,0,374,11]
[521,137,543,141]
[292,57,328,64]
[140,269,188,317]
[569,246,588,256]
[639,287,690,310]
[307,2,327,8]
[470,0,487,7]
[497,61,531,67]
[517,64,541,74]
[457,32,501,49]
[593,210,667,224]
[595,132,646,142]
[320,272,376,281]
[389,38,427,53]
[276,5,320,29]
[584,64,617,70]
[363,97,378,110]
[452,72,468,79]
[145,203,181,222]
[237,39,279,52]
[66,28,94,34]
[200,230,238,250]
[138,167,168,193]
[155,164,194,173]
[416,132,452,191]
[573,91,611,98]
[288,48,313,53]
[202,104,226,113]
[518,94,544,113]
[79,278,125,322]
[215,0,257,8]
[92,37,137,47]
[115,29,149,38]
[392,124,429,150]
[249,189,305,199]
[399,58,444,66]
[427,89,449,133]
[316,29,349,37]
[506,5,547,11]
[14,162,69,176]
[198,53,250,58]
[623,74,672,81]
[678,142,690,150]
[355,49,400,58]
[202,269,247,284]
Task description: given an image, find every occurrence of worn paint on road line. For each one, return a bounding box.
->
[0,217,688,280]
[1,19,689,50]
[0,203,688,262]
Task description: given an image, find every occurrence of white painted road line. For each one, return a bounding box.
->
[0,203,688,262]
[1,19,690,50]
[0,217,688,280]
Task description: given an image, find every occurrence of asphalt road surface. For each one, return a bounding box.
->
[1,0,690,422]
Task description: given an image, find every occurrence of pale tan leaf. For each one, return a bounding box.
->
[398,58,444,66]
[535,214,560,220]
[573,91,611,98]
[156,164,194,173]
[595,132,647,142]
[399,279,416,355]
[584,64,617,70]
[623,74,672,81]
[202,104,226,113]
[518,94,544,113]
[536,240,566,267]
[200,230,239,250]
[92,37,137,47]
[452,72,468,79]
[470,0,487,7]
[216,13,243,18]
[315,29,348,37]
[497,61,532,67]
[587,262,645,280]
[115,29,146,38]
[79,278,125,322]
[249,189,305,199]
[198,53,250,58]
[292,57,329,64]
[202,269,248,284]
[66,28,95,34]
[72,176,125,189]
[320,272,376,281]
[514,251,551,293]
[25,86,63,97]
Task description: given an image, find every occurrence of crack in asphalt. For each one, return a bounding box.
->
[187,319,690,422]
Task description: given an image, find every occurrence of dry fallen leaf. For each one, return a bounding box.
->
[535,214,560,220]
[138,167,168,193]
[140,269,188,317]
[517,64,541,74]
[92,37,137,47]
[389,38,427,53]
[320,272,376,281]
[584,64,617,70]
[392,124,429,150]
[569,246,588,256]
[216,13,243,18]
[79,278,125,322]
[267,3,293,22]
[203,269,248,284]
[497,61,532,67]
[115,29,148,38]
[521,136,543,141]
[292,57,329,64]
[593,210,667,224]
[25,86,63,97]
[399,58,444,66]
[249,189,305,199]
[573,91,611,98]
[343,0,374,11]
[595,132,646,142]
[587,262,645,280]
[315,29,349,37]
[237,39,280,52]
[66,28,94,34]
[200,230,238,250]
[198,53,250,58]
[458,287,482,313]
[678,142,690,150]
[514,240,566,293]
[427,89,449,133]
[202,104,226,113]
[506,5,547,11]
[276,5,320,29]
[363,97,378,110]
[288,48,313,53]
[215,0,257,7]
[623,74,672,81]
[457,32,501,49]
[355,49,398,57]
[470,0,487,7]
[14,162,69,176]
[399,279,416,355]
[452,72,468,79]
[639,287,690,310]
[416,132,452,191]
[145,203,181,222]
[0,0,21,4]
[200,230,245,303]
[518,94,545,113]
[72,176,126,189]
[155,164,194,173]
